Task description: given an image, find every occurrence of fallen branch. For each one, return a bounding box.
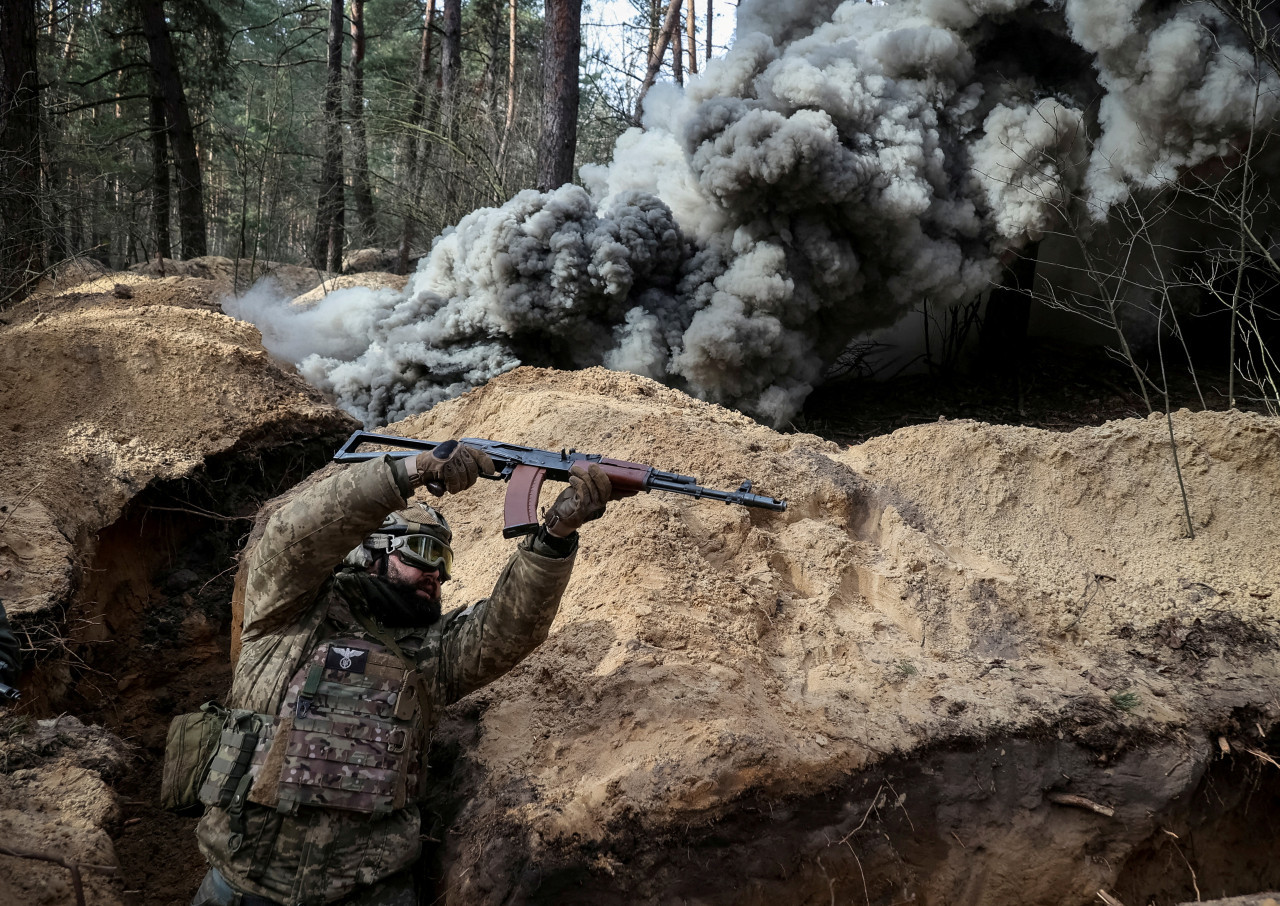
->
[1046,792,1115,817]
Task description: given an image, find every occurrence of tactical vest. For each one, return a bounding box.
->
[247,636,426,817]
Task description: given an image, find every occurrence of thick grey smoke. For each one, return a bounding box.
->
[227,0,1279,426]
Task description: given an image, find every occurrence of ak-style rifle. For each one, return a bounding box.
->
[334,431,787,538]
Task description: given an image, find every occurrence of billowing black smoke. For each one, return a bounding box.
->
[225,0,1278,425]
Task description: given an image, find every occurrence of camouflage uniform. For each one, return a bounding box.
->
[195,456,576,905]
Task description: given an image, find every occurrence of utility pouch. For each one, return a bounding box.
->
[160,701,228,813]
[198,708,270,810]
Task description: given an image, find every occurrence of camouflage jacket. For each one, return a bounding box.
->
[196,456,576,905]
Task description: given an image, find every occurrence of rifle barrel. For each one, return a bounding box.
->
[646,475,786,511]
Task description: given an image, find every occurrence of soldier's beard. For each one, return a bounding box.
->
[378,573,443,627]
[335,568,443,628]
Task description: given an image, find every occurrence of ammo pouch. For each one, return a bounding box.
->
[160,701,229,813]
[198,708,272,810]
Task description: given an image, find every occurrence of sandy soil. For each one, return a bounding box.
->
[0,716,129,906]
[0,279,352,623]
[126,255,333,298]
[389,367,1280,904]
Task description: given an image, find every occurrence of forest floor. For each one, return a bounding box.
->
[797,337,1241,444]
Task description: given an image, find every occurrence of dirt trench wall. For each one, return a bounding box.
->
[0,284,356,688]
[381,368,1280,906]
[422,730,1280,905]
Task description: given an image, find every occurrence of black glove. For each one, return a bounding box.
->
[412,441,496,496]
[543,463,612,538]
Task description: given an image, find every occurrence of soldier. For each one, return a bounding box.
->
[191,440,611,906]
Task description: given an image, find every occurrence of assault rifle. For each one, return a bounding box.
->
[0,681,18,703]
[334,431,787,538]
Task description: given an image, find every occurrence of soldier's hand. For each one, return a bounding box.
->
[414,441,495,496]
[544,463,612,538]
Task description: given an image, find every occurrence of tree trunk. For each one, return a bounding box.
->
[687,2,697,74]
[149,93,172,259]
[312,0,345,272]
[140,0,206,259]
[398,0,437,274]
[440,0,462,132]
[649,0,659,61]
[635,0,681,123]
[500,0,517,158]
[348,0,376,243]
[705,0,712,61]
[0,0,43,306]
[673,7,683,85]
[39,104,66,262]
[537,0,582,191]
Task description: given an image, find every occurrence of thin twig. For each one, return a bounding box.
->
[1161,828,1200,902]
[0,479,44,534]
[143,504,254,522]
[1242,745,1280,769]
[1153,294,1195,540]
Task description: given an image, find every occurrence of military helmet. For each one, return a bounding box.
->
[344,502,455,579]
[387,502,452,545]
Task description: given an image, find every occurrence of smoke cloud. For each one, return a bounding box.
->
[226,0,1279,426]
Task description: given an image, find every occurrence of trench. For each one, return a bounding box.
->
[430,728,1280,906]
[15,433,1280,906]
[35,432,346,906]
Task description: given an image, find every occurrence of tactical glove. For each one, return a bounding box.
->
[412,441,495,495]
[543,463,612,538]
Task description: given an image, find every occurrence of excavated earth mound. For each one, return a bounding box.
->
[381,368,1280,906]
[288,272,408,309]
[0,716,129,906]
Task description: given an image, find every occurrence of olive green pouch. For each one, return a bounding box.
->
[160,701,228,813]
[197,709,269,810]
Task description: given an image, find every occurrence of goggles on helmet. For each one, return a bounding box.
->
[387,533,453,580]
